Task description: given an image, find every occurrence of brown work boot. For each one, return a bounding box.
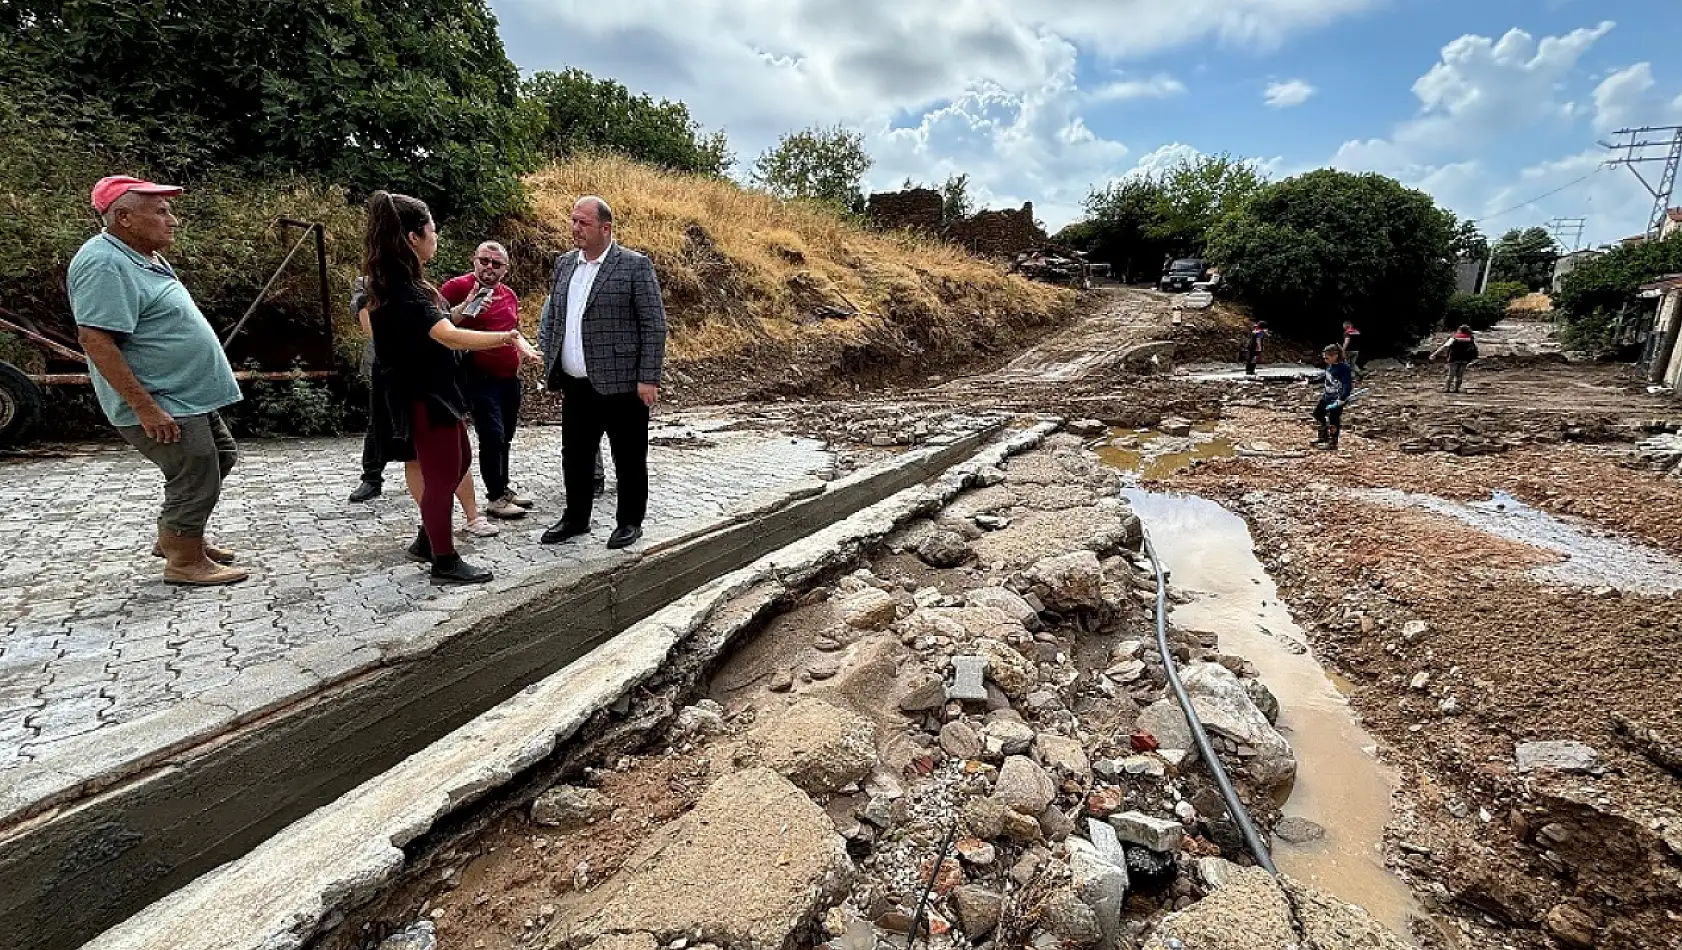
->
[158,529,249,586]
[152,540,237,565]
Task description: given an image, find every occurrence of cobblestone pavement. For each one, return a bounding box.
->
[0,415,831,809]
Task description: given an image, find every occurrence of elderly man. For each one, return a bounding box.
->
[537,196,667,550]
[70,176,247,585]
[438,241,533,519]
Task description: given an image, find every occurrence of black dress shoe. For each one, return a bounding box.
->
[406,525,432,562]
[541,520,590,544]
[430,553,492,585]
[349,480,382,503]
[606,525,642,549]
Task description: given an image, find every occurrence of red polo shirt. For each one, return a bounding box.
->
[440,274,520,378]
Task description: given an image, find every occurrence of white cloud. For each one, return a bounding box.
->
[1593,63,1682,133]
[1090,74,1188,103]
[1264,79,1315,108]
[491,0,1383,230]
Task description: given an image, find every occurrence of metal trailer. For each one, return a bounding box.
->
[0,219,335,446]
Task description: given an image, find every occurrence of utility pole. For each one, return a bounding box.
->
[1600,125,1682,239]
[1545,216,1587,252]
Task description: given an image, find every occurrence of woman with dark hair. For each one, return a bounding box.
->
[363,190,540,584]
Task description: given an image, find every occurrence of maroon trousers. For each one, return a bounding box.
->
[411,402,471,556]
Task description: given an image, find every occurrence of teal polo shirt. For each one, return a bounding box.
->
[68,233,242,428]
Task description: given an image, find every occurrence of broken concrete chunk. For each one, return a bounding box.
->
[1109,811,1183,853]
[1181,663,1296,793]
[1025,550,1105,612]
[899,675,949,712]
[748,699,878,794]
[531,785,614,831]
[1083,818,1127,867]
[1035,733,1092,781]
[974,638,1038,699]
[917,531,974,568]
[1515,740,1601,774]
[981,717,1036,758]
[838,587,899,630]
[674,700,727,738]
[965,586,1039,627]
[1142,866,1295,950]
[543,768,853,950]
[377,921,437,950]
[948,655,989,702]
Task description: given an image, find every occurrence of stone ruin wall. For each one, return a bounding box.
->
[865,188,944,234]
[865,188,1047,259]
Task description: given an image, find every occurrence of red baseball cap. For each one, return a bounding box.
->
[91,176,184,214]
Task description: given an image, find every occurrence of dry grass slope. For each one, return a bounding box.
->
[501,156,1078,398]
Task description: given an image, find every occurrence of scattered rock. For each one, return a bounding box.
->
[1038,803,1075,841]
[1409,672,1430,691]
[974,639,1039,699]
[965,586,1039,627]
[1272,816,1326,844]
[839,588,899,630]
[768,670,794,693]
[917,531,974,568]
[1134,701,1196,755]
[1121,754,1166,778]
[1085,787,1124,818]
[544,768,853,950]
[531,785,614,831]
[1110,811,1184,853]
[1000,807,1043,842]
[1281,877,1413,949]
[1402,620,1429,639]
[961,795,1007,840]
[1543,901,1600,949]
[1025,550,1105,612]
[982,717,1036,757]
[675,700,728,738]
[748,699,878,794]
[1123,846,1178,894]
[1196,856,1240,891]
[939,721,982,759]
[1243,679,1280,725]
[955,837,997,866]
[974,515,1010,531]
[898,676,947,712]
[950,886,1004,939]
[994,755,1057,815]
[1515,740,1601,774]
[1182,663,1297,791]
[1142,866,1295,950]
[1159,417,1194,438]
[1035,733,1092,781]
[1067,419,1108,437]
[1041,889,1102,946]
[378,921,437,950]
[806,656,842,680]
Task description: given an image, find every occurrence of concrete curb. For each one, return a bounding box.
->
[0,423,1016,950]
[81,420,1060,950]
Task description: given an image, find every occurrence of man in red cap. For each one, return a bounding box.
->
[68,176,249,585]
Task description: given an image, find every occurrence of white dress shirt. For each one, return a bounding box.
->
[560,243,612,378]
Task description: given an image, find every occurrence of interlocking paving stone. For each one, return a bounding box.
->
[0,417,830,798]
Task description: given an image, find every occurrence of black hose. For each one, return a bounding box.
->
[906,819,959,950]
[1139,521,1278,875]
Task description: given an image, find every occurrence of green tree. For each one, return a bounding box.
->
[5,0,531,220]
[524,68,732,175]
[1488,227,1559,289]
[941,173,973,222]
[1207,169,1457,354]
[1148,152,1268,255]
[751,125,873,208]
[1450,218,1489,261]
[1072,179,1172,283]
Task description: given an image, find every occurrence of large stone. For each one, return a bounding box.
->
[939,721,982,760]
[543,768,853,950]
[1109,811,1183,853]
[1041,889,1102,946]
[993,755,1056,815]
[1035,733,1092,781]
[899,676,948,712]
[1281,877,1413,949]
[1142,866,1296,950]
[1134,700,1197,755]
[838,588,899,630]
[1273,816,1326,844]
[975,638,1039,699]
[1543,901,1600,949]
[748,699,878,794]
[1515,740,1601,774]
[917,531,974,568]
[1182,663,1297,792]
[982,717,1037,757]
[532,785,614,831]
[1067,836,1130,948]
[950,886,1004,939]
[965,587,1039,628]
[1025,551,1105,612]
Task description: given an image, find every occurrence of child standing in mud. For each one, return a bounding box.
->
[1313,344,1355,450]
[1431,324,1479,393]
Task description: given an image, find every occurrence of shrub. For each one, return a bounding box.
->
[1483,281,1530,307]
[1444,293,1505,332]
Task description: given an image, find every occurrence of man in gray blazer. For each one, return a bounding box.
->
[537,196,668,549]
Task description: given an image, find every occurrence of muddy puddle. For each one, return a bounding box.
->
[1118,484,1425,939]
[1092,425,1236,481]
[1364,488,1682,595]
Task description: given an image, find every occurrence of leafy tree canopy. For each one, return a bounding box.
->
[1488,227,1560,290]
[1555,233,1682,327]
[751,125,873,208]
[1206,169,1458,354]
[1147,152,1268,255]
[524,68,732,176]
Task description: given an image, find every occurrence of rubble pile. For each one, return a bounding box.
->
[946,203,1046,260]
[1631,432,1682,476]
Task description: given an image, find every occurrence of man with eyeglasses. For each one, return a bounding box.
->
[69,176,248,586]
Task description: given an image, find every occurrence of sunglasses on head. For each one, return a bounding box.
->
[476,257,506,267]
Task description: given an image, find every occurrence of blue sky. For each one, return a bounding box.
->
[490,0,1682,246]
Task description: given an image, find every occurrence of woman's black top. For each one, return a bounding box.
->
[370,280,468,433]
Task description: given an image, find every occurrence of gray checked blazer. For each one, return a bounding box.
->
[537,243,668,396]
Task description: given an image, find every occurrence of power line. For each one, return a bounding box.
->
[1473,167,1603,225]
